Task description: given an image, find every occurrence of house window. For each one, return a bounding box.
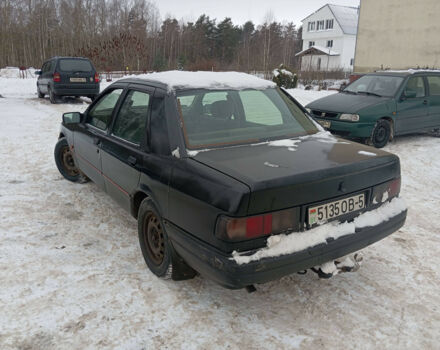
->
[326,40,333,48]
[309,41,315,48]
[325,19,334,29]
[317,20,324,30]
[308,21,315,31]
[350,59,354,66]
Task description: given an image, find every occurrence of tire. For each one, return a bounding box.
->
[37,85,44,98]
[370,119,391,148]
[54,138,82,182]
[138,198,174,279]
[48,87,57,104]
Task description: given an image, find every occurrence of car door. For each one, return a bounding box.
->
[39,61,51,94]
[100,85,154,211]
[426,75,440,128]
[74,88,124,190]
[395,76,429,134]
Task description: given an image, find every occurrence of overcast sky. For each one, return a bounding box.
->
[155,0,360,26]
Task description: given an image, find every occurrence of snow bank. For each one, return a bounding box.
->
[132,70,276,92]
[0,66,36,78]
[232,197,407,265]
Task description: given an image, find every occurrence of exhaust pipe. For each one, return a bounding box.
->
[311,253,363,279]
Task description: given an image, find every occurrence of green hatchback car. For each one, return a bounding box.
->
[306,71,440,147]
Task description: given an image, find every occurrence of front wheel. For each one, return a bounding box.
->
[370,119,391,148]
[37,85,44,98]
[54,138,83,182]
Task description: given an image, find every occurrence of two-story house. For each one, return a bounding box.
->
[296,4,359,72]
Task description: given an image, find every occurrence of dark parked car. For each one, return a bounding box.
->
[54,72,407,289]
[35,56,100,104]
[306,71,440,147]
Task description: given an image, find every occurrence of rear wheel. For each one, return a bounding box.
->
[54,138,84,182]
[138,199,173,279]
[370,119,391,148]
[48,87,57,104]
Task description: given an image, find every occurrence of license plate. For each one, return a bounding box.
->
[308,194,365,226]
[317,120,331,128]
[70,77,86,82]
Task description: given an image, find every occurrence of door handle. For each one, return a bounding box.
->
[127,156,137,166]
[93,137,101,145]
[423,100,428,105]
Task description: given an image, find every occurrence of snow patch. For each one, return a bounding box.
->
[132,71,276,92]
[231,197,407,265]
[359,150,377,157]
[172,147,180,158]
[264,161,280,168]
[268,139,301,151]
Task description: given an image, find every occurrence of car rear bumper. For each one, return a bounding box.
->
[165,210,407,289]
[314,117,373,138]
[53,84,99,96]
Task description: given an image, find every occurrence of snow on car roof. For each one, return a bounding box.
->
[376,69,440,74]
[131,70,276,92]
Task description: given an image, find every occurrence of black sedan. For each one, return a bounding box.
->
[54,71,407,289]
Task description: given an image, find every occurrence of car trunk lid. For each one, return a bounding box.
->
[190,134,400,215]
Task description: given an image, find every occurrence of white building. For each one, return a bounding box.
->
[296,4,359,72]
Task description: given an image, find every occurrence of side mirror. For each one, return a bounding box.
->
[63,112,82,124]
[35,70,42,76]
[402,90,417,99]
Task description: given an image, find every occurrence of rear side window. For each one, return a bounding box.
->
[112,90,150,144]
[87,89,123,130]
[59,59,93,72]
[427,76,440,95]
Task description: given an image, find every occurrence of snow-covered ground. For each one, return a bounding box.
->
[1,77,440,350]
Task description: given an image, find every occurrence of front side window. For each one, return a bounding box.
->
[112,90,150,144]
[427,76,440,95]
[87,89,123,130]
[177,88,318,149]
[344,75,404,97]
[405,77,425,98]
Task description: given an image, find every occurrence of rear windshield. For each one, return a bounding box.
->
[344,75,404,97]
[58,59,93,72]
[176,88,318,149]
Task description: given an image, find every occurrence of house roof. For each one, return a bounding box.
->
[295,45,339,57]
[328,4,359,35]
[302,4,359,35]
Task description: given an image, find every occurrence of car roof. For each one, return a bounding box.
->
[114,71,276,93]
[368,70,440,77]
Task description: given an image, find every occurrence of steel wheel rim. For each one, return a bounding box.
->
[375,126,387,143]
[143,212,165,266]
[61,146,79,177]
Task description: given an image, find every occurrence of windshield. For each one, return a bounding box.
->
[176,88,318,149]
[59,59,93,72]
[344,75,404,97]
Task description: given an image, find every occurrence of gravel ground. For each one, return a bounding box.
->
[0,79,439,349]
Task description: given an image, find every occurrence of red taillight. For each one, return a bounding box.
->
[372,177,401,204]
[216,208,298,241]
[53,72,61,82]
[94,73,100,83]
[388,177,401,198]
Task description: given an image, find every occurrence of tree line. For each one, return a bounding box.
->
[0,0,302,74]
